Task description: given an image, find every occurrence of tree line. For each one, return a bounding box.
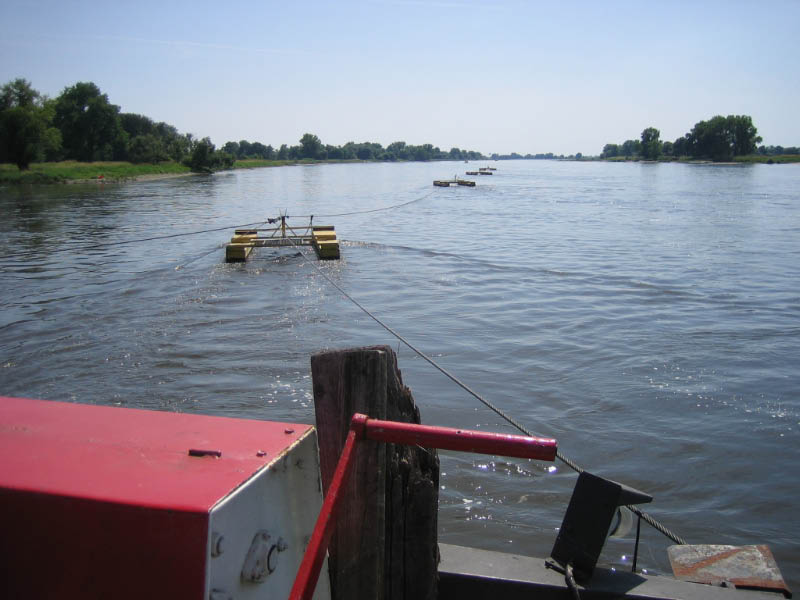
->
[0,78,233,172]
[221,134,484,162]
[490,152,567,160]
[600,115,770,162]
[0,78,485,172]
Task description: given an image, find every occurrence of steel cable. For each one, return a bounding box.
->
[57,185,434,255]
[62,220,269,253]
[50,183,687,546]
[293,238,687,546]
[289,189,435,218]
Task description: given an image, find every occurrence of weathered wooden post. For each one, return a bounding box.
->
[311,346,439,600]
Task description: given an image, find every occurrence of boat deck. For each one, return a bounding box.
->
[438,544,782,600]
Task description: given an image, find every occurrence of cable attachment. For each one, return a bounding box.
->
[565,563,582,600]
[545,559,582,600]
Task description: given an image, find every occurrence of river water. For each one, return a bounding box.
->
[1,160,798,588]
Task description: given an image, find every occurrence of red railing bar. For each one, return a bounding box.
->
[289,413,558,600]
[364,417,557,461]
[288,419,363,600]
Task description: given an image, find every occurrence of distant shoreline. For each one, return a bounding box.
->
[62,172,201,184]
[2,154,798,185]
[0,158,438,184]
[0,158,380,184]
[597,155,800,165]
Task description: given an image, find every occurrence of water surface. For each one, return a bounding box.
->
[1,160,798,587]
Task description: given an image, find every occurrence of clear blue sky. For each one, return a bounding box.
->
[2,0,798,156]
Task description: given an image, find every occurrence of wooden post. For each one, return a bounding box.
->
[311,346,439,600]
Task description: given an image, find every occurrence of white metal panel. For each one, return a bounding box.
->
[206,428,331,600]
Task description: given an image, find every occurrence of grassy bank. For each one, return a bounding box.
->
[1,158,374,184]
[732,154,800,164]
[0,161,191,184]
[7,154,795,185]
[603,155,800,164]
[233,159,298,169]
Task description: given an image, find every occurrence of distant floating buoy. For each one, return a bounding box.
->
[433,179,476,187]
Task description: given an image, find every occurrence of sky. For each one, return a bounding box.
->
[1,0,798,156]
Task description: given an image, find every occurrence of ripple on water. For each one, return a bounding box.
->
[1,162,799,587]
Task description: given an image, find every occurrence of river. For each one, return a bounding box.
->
[1,160,798,588]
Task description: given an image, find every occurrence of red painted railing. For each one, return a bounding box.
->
[289,413,557,600]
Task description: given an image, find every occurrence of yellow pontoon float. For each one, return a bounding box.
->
[225,216,340,263]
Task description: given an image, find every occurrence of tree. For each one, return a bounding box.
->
[53,82,128,161]
[0,78,62,169]
[237,140,253,158]
[249,142,273,159]
[0,78,40,110]
[120,113,156,139]
[128,134,168,163]
[687,116,727,160]
[621,139,640,157]
[222,141,240,157]
[673,135,689,157]
[325,144,344,159]
[727,115,762,156]
[183,137,234,173]
[1,108,49,169]
[387,141,409,160]
[601,143,619,158]
[355,144,374,160]
[640,127,662,160]
[412,143,434,161]
[684,114,762,161]
[299,133,323,159]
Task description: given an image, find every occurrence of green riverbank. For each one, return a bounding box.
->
[0,158,376,184]
[0,161,192,184]
[4,154,798,185]
[601,154,800,164]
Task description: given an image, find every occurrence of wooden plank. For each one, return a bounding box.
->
[382,348,439,600]
[312,347,388,600]
[311,346,439,600]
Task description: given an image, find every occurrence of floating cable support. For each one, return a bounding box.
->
[289,234,687,546]
[58,188,435,255]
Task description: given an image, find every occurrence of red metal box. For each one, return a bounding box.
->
[0,396,330,600]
